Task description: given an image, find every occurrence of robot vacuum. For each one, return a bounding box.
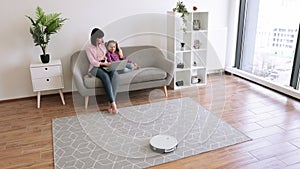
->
[149,135,178,153]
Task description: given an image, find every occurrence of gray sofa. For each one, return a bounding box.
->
[70,45,174,109]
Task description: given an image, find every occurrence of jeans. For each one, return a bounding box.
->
[118,63,135,74]
[91,67,119,103]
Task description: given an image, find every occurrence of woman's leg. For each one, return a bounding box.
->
[108,70,119,100]
[91,67,116,103]
[109,70,119,114]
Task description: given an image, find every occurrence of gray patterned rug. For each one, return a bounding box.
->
[53,97,251,169]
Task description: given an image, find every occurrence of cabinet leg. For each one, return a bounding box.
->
[37,91,41,109]
[163,86,168,97]
[58,89,65,105]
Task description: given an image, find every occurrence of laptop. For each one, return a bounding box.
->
[108,60,128,71]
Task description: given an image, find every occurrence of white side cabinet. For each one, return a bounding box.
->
[30,59,65,108]
[167,11,209,89]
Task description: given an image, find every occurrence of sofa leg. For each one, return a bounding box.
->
[163,86,168,97]
[85,96,89,109]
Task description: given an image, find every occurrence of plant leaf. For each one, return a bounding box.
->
[26,6,68,54]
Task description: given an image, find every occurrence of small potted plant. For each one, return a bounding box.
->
[26,6,67,63]
[172,1,189,32]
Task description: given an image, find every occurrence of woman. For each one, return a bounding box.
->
[86,28,119,114]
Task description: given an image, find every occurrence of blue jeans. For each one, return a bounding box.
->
[91,67,119,103]
[118,63,135,74]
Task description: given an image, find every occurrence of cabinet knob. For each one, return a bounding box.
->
[45,68,48,70]
[46,79,49,82]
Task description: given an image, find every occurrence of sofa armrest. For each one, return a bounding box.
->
[70,50,89,96]
[155,56,174,85]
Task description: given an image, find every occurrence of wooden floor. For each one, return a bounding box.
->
[1,74,300,169]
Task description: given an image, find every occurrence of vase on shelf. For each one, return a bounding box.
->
[193,20,200,30]
[180,42,185,50]
[193,40,200,49]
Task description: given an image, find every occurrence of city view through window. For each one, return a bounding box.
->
[244,0,300,87]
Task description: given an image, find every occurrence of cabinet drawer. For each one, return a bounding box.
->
[30,66,62,79]
[32,76,64,91]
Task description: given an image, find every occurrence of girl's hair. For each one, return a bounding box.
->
[90,28,104,46]
[106,40,119,52]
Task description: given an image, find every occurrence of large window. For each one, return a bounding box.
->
[236,0,300,90]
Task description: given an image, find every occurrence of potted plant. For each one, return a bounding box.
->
[172,1,189,32]
[26,6,67,63]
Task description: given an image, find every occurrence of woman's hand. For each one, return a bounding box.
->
[101,62,111,67]
[100,55,107,61]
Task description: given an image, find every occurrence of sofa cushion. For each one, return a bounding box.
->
[84,67,167,89]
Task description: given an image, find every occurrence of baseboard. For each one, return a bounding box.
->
[207,69,224,75]
[0,91,73,103]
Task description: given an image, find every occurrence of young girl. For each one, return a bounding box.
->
[106,40,139,73]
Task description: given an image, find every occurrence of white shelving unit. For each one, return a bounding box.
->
[167,11,209,89]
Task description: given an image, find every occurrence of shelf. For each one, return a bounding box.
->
[191,82,206,87]
[191,66,206,70]
[176,68,190,72]
[167,11,208,90]
[185,29,208,33]
[175,50,192,53]
[192,49,207,52]
[174,85,193,89]
[175,49,207,53]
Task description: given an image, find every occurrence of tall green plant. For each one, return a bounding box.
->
[26,6,67,56]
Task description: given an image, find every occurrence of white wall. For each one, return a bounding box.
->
[0,0,232,101]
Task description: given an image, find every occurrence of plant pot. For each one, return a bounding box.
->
[40,54,50,63]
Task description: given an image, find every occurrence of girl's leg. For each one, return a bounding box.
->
[120,63,135,73]
[126,63,135,69]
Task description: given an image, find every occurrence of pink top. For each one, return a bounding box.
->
[86,43,107,73]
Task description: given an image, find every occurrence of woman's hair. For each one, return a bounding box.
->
[90,28,104,46]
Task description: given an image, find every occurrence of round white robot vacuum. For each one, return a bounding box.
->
[149,135,178,153]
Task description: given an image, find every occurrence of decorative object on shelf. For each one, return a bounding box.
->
[26,6,68,63]
[172,1,189,32]
[193,39,200,49]
[193,20,201,30]
[180,42,185,50]
[175,80,184,86]
[193,6,198,11]
[191,76,201,84]
[177,63,184,68]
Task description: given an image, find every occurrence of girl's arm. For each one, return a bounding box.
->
[118,45,124,59]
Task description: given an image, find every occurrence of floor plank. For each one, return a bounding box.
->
[0,74,300,168]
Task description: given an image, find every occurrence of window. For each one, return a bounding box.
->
[235,0,300,90]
